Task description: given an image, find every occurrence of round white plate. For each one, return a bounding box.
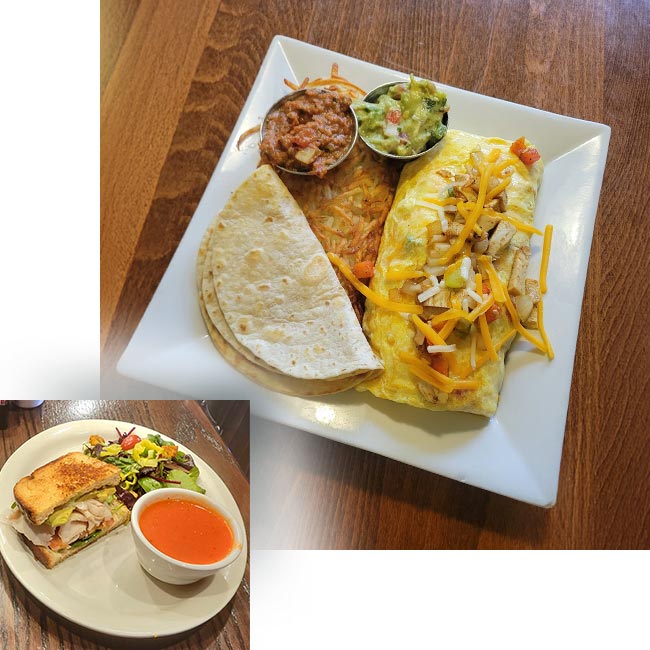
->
[0,419,248,638]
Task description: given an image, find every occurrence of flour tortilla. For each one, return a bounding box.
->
[199,212,376,384]
[198,292,379,395]
[197,164,382,390]
[208,165,382,380]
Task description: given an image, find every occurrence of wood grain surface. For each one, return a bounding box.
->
[0,401,249,650]
[101,1,650,549]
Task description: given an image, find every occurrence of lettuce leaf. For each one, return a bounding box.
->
[165,469,205,494]
[138,477,163,493]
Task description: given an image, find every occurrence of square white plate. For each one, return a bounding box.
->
[117,36,610,507]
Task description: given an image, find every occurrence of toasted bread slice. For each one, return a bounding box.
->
[13,452,121,525]
[20,505,131,569]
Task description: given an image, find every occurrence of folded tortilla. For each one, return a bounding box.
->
[198,164,382,391]
[358,129,544,416]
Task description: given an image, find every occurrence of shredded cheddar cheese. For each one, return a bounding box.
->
[457,329,516,378]
[484,209,543,236]
[478,256,507,303]
[399,352,480,392]
[485,176,511,201]
[431,158,495,265]
[540,224,553,293]
[493,156,518,175]
[411,315,446,346]
[498,277,547,353]
[537,299,555,360]
[478,315,498,361]
[385,268,425,281]
[328,253,424,314]
[430,308,471,326]
[437,319,458,340]
[422,196,459,207]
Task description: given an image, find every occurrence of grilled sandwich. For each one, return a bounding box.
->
[8,452,130,568]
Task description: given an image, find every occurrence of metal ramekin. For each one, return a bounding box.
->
[259,88,359,176]
[354,80,449,161]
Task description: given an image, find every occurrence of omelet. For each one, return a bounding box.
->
[357,129,546,417]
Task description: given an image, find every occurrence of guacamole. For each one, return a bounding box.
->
[353,75,448,156]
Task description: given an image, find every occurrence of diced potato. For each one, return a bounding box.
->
[424,287,451,308]
[477,213,500,232]
[474,236,489,254]
[524,305,539,329]
[486,220,517,256]
[525,279,541,304]
[508,246,530,296]
[514,294,534,323]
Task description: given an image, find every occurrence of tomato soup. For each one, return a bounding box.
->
[139,499,235,564]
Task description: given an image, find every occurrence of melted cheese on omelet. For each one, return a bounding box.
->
[357,129,543,417]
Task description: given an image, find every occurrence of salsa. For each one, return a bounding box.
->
[139,498,234,564]
[260,89,356,178]
[353,75,448,156]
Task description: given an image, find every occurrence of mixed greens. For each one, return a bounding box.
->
[82,427,205,510]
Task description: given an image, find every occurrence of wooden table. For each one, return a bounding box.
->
[101,1,650,549]
[0,401,249,649]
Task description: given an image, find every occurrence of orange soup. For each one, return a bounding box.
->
[139,498,234,564]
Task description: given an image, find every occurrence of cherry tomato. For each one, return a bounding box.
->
[121,433,141,451]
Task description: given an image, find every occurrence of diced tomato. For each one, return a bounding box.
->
[519,147,541,165]
[510,136,540,165]
[485,303,501,323]
[121,433,141,451]
[386,109,402,125]
[510,137,526,157]
[352,260,375,279]
[482,281,491,295]
[430,354,449,376]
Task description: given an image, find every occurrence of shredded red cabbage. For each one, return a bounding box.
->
[115,485,137,510]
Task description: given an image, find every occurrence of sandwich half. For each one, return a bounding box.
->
[9,452,130,568]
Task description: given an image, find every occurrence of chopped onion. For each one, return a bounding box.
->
[414,330,425,346]
[418,285,441,302]
[427,344,457,354]
[440,214,448,232]
[460,256,472,280]
[442,204,457,213]
[384,122,399,137]
[461,297,470,312]
[467,288,483,304]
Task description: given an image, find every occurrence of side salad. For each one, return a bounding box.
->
[82,427,205,510]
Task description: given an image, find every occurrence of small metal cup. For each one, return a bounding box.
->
[355,80,449,161]
[260,88,359,176]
